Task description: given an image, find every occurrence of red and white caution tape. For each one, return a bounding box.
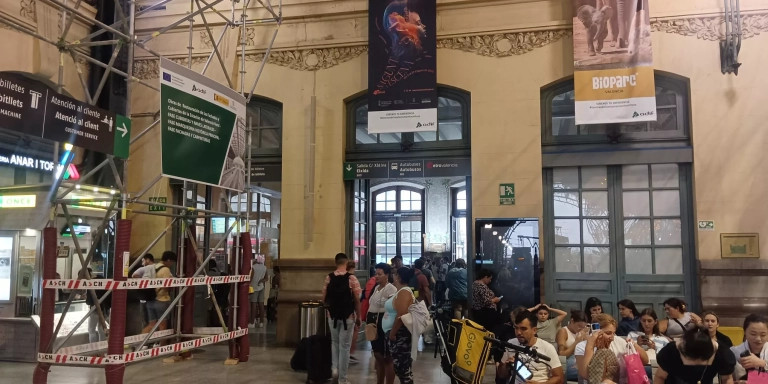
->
[43,274,250,290]
[38,328,249,365]
[57,329,175,355]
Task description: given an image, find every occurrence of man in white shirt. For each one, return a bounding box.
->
[249,255,268,327]
[132,254,156,278]
[502,310,563,384]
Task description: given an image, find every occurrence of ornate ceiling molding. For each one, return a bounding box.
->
[651,13,768,41]
[132,12,768,77]
[244,46,368,71]
[437,29,571,57]
[20,0,36,22]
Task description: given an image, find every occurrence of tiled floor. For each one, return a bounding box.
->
[0,324,499,383]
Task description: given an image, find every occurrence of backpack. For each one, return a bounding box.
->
[138,265,168,301]
[325,273,355,329]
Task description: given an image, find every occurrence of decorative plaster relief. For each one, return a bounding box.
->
[244,46,368,71]
[437,29,572,57]
[651,13,768,41]
[132,13,768,77]
[200,30,213,49]
[20,0,36,22]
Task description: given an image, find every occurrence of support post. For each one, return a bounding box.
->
[106,220,131,384]
[237,232,252,361]
[180,224,197,358]
[32,227,57,384]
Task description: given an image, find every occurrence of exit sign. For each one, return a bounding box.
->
[499,184,515,205]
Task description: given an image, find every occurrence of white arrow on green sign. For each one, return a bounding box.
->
[113,114,131,159]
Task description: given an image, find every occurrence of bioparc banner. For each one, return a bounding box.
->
[160,58,247,191]
[572,0,656,125]
[368,0,437,134]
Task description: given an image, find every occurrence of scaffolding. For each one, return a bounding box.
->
[0,0,282,383]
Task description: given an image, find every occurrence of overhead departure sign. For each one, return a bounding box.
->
[0,72,130,158]
[343,158,470,180]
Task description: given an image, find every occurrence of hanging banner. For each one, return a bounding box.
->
[368,0,437,134]
[572,0,656,125]
[160,58,247,190]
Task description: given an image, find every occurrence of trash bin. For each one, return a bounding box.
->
[299,301,326,339]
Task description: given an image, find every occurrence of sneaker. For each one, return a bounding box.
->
[332,368,339,379]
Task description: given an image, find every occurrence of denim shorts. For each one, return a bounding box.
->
[147,300,171,322]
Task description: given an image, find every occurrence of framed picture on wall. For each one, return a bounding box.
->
[720,233,760,259]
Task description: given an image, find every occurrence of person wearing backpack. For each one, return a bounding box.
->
[321,253,362,384]
[141,251,176,335]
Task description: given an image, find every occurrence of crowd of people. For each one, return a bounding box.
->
[319,252,767,384]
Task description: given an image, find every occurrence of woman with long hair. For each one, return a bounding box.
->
[616,299,641,336]
[556,310,589,382]
[730,313,768,381]
[659,297,701,340]
[382,267,416,384]
[584,297,604,323]
[628,308,670,357]
[654,325,735,384]
[367,263,397,384]
[575,313,649,384]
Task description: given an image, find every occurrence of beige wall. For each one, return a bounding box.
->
[126,0,768,267]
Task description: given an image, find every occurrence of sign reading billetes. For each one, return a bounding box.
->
[572,0,657,125]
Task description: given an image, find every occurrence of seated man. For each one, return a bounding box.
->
[501,310,564,384]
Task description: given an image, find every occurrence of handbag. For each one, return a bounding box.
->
[365,320,378,341]
[624,341,650,384]
[748,369,768,384]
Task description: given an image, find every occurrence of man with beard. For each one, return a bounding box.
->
[501,310,563,384]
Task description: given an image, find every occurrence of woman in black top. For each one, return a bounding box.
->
[701,311,733,349]
[654,326,735,384]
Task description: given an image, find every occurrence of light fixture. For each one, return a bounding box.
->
[484,224,492,228]
[63,143,73,151]
[75,184,81,190]
[721,0,743,75]
[492,231,498,236]
[77,218,83,223]
[498,235,502,240]
[92,186,99,193]
[109,189,116,195]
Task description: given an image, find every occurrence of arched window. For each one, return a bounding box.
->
[247,97,282,161]
[541,72,690,146]
[346,87,471,158]
[373,186,424,265]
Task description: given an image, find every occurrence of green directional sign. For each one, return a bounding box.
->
[114,114,131,159]
[148,196,167,212]
[499,183,515,205]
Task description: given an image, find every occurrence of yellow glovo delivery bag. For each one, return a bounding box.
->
[446,318,494,384]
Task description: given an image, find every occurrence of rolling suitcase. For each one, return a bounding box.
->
[305,334,332,384]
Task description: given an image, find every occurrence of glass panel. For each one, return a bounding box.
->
[623,165,649,189]
[583,219,609,244]
[624,219,651,245]
[375,201,385,211]
[654,219,681,245]
[401,232,410,242]
[438,122,463,140]
[555,247,581,272]
[386,202,396,211]
[400,190,410,200]
[457,199,466,211]
[584,247,610,273]
[554,219,580,244]
[412,232,421,242]
[260,129,280,148]
[356,127,377,144]
[651,164,679,188]
[386,222,396,232]
[655,248,683,274]
[650,107,678,132]
[386,233,396,243]
[414,131,436,142]
[623,191,650,217]
[552,117,577,136]
[582,192,608,217]
[625,248,653,274]
[376,233,386,243]
[379,133,402,143]
[412,201,422,211]
[402,201,411,211]
[401,221,411,231]
[581,167,607,189]
[553,168,579,189]
[376,222,385,232]
[412,221,421,231]
[554,192,580,217]
[652,190,680,216]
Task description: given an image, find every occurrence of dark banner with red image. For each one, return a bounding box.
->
[368,0,437,134]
